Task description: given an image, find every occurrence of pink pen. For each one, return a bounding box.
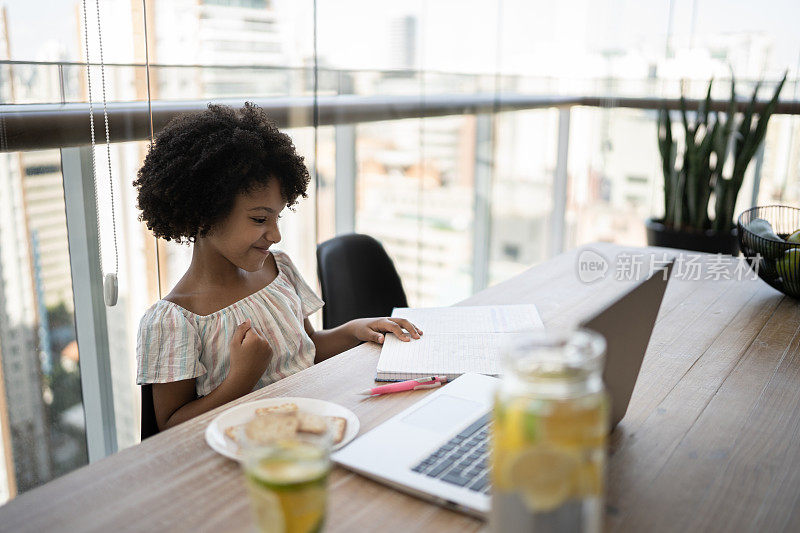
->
[358,376,448,396]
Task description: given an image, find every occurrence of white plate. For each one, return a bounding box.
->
[205,397,360,461]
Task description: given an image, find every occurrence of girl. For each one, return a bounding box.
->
[134,103,421,431]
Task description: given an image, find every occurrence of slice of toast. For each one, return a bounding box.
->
[296,412,327,435]
[327,416,347,444]
[255,403,299,416]
[244,413,299,445]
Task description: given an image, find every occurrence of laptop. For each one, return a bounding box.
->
[332,261,674,517]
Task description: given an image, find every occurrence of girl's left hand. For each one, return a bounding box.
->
[349,317,423,344]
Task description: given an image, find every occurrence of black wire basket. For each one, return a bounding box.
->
[737,205,800,299]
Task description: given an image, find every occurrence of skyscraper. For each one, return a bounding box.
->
[0,5,53,504]
[0,150,53,500]
[390,15,417,71]
[19,151,73,310]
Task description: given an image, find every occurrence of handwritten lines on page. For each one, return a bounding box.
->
[378,333,502,377]
[376,304,544,380]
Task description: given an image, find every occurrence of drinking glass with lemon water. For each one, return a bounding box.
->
[491,329,608,533]
[241,428,331,533]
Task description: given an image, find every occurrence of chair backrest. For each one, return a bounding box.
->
[140,384,160,440]
[317,233,408,330]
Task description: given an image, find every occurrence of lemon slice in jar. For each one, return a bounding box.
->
[505,446,579,512]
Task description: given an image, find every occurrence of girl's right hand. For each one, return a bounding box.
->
[228,319,272,385]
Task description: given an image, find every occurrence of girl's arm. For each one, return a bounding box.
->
[152,319,272,431]
[152,371,259,430]
[305,317,423,363]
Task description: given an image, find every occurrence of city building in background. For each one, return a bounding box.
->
[0,147,53,501]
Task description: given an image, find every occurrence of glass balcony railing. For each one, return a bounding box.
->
[0,60,798,505]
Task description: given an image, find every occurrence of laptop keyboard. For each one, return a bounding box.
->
[410,413,491,494]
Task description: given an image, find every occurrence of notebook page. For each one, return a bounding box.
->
[391,304,543,334]
[377,332,505,376]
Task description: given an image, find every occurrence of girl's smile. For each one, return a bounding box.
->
[201,179,287,273]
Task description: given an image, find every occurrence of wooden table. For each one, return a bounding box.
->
[2,243,799,532]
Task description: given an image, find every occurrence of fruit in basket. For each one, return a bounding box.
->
[744,219,784,259]
[787,229,800,243]
[747,218,782,241]
[776,248,800,294]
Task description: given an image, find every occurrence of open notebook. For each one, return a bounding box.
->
[375,304,544,381]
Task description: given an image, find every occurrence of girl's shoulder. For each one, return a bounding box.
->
[270,248,290,265]
[136,300,204,363]
[271,249,300,277]
[138,299,197,332]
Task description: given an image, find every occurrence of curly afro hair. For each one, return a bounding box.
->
[134,102,310,243]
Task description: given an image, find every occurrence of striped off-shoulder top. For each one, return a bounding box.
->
[136,250,324,397]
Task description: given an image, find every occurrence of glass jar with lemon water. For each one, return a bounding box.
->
[241,430,331,533]
[491,330,609,533]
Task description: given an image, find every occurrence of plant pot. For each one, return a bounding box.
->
[645,218,739,255]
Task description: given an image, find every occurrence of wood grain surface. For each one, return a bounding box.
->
[1,243,798,533]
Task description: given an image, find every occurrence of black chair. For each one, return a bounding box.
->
[140,384,160,440]
[317,233,408,330]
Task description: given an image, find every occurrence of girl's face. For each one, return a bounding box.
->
[205,179,286,272]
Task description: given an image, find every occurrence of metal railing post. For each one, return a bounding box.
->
[472,113,493,293]
[60,146,117,462]
[549,107,571,257]
[750,140,766,207]
[58,64,66,105]
[334,124,356,235]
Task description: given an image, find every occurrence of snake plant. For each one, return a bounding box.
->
[657,73,786,233]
